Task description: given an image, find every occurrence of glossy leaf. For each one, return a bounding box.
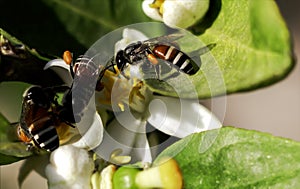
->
[0,113,27,165]
[0,113,32,165]
[156,127,300,188]
[41,0,150,49]
[146,0,294,98]
[0,113,10,142]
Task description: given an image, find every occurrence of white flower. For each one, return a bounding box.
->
[45,145,94,189]
[44,57,104,150]
[94,28,222,164]
[142,0,210,28]
[43,28,222,167]
[42,57,104,189]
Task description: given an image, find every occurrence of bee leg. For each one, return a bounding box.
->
[26,143,34,151]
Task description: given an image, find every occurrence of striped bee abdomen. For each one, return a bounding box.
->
[152,45,199,75]
[29,118,59,152]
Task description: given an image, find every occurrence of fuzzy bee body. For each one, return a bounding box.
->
[113,33,210,79]
[18,86,61,152]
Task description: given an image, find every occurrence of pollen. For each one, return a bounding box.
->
[63,50,73,65]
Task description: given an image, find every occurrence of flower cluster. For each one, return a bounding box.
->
[26,28,222,188]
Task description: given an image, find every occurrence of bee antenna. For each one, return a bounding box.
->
[98,63,115,80]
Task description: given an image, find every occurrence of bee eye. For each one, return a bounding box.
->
[116,50,126,70]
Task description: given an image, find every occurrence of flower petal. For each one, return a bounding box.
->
[130,125,152,163]
[147,95,222,138]
[72,110,103,150]
[45,145,94,189]
[100,165,116,189]
[162,0,209,28]
[142,0,163,21]
[115,28,149,53]
[44,59,73,86]
[94,111,152,163]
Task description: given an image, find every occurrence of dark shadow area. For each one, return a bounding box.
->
[189,0,222,35]
[0,0,86,56]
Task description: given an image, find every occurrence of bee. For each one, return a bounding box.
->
[114,33,215,79]
[62,51,100,122]
[17,85,71,152]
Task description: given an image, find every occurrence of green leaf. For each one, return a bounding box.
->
[0,112,10,142]
[155,127,300,188]
[41,0,150,49]
[147,0,294,98]
[0,113,32,165]
[0,153,23,165]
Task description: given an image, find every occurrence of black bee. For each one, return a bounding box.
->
[17,86,71,152]
[114,33,215,79]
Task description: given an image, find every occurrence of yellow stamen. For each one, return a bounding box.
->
[149,0,165,14]
[109,149,131,165]
[118,103,125,112]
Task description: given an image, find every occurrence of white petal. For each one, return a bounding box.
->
[131,128,152,163]
[94,111,152,163]
[72,111,103,150]
[142,0,163,21]
[45,145,94,189]
[115,28,149,53]
[147,96,222,138]
[44,59,73,86]
[100,165,116,189]
[163,0,210,28]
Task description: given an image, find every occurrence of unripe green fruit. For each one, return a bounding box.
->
[113,167,140,189]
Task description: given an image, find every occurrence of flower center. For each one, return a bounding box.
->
[96,65,152,115]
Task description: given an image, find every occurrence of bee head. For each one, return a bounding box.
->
[24,86,50,109]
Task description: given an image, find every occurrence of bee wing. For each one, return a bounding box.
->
[73,55,100,78]
[187,43,216,67]
[145,32,185,44]
[189,43,216,58]
[70,56,100,122]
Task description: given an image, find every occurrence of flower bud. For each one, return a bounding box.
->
[143,0,210,28]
